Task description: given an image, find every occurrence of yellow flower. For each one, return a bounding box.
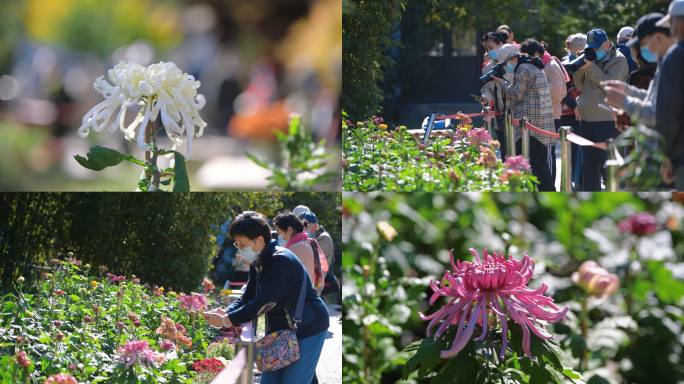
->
[168,292,177,298]
[376,221,398,242]
[220,289,232,295]
[379,124,388,130]
[25,310,34,317]
[90,281,99,287]
[159,286,164,293]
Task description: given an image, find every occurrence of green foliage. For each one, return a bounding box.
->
[247,116,339,191]
[614,124,668,190]
[172,151,190,192]
[343,123,538,191]
[204,339,235,361]
[0,193,305,293]
[342,0,405,120]
[0,258,230,383]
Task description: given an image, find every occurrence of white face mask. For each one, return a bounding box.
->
[278,234,289,247]
[238,239,260,262]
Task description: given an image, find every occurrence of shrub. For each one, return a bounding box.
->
[205,339,236,361]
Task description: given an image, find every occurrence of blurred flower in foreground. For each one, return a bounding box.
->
[376,221,398,241]
[43,373,78,384]
[77,61,206,160]
[617,212,658,236]
[117,340,166,368]
[419,248,569,360]
[571,261,619,298]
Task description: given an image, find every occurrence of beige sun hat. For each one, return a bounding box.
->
[497,44,520,63]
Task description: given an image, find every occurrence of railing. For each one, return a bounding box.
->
[424,111,624,191]
[211,320,256,384]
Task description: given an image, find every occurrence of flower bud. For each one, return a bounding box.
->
[55,332,64,341]
[376,221,398,242]
[80,288,88,294]
[55,289,65,296]
[68,252,74,257]
[84,264,91,270]
[68,364,76,371]
[25,310,34,317]
[54,320,62,326]
[134,320,142,327]
[93,306,99,313]
[116,291,123,297]
[84,316,94,323]
[571,261,620,298]
[117,321,125,329]
[17,276,25,284]
[16,336,24,343]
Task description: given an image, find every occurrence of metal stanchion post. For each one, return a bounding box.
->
[606,138,618,191]
[522,117,529,159]
[506,112,516,157]
[484,106,493,138]
[560,126,572,192]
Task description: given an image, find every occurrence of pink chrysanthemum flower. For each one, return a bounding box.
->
[617,212,658,236]
[44,373,77,384]
[178,294,208,312]
[504,156,532,173]
[419,248,569,360]
[117,340,166,368]
[467,128,493,146]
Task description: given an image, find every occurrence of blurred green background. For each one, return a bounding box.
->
[342,192,684,384]
[0,0,341,191]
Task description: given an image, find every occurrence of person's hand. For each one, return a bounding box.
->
[604,86,627,108]
[490,76,503,84]
[602,80,627,93]
[574,107,581,121]
[580,59,592,69]
[202,312,231,327]
[207,308,227,316]
[661,158,677,184]
[474,96,489,108]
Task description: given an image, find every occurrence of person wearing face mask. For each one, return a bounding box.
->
[478,31,513,160]
[573,28,629,191]
[654,0,684,188]
[489,44,557,191]
[203,211,330,384]
[616,26,640,74]
[520,38,569,183]
[273,211,318,282]
[562,33,587,189]
[602,13,674,131]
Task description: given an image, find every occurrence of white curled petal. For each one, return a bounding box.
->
[139,81,154,96]
[136,97,153,152]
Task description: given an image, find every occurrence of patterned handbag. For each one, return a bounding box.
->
[255,272,307,372]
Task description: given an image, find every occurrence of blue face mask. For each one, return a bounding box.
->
[238,239,261,262]
[488,49,498,60]
[595,48,607,61]
[640,36,659,63]
[277,234,289,247]
[305,230,311,237]
[505,63,516,73]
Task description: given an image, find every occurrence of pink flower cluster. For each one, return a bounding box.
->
[202,277,215,293]
[117,340,166,368]
[178,294,208,312]
[419,248,568,360]
[617,212,658,236]
[106,273,126,283]
[43,373,77,384]
[456,111,472,128]
[504,155,532,173]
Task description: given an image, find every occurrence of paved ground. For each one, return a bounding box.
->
[253,304,342,384]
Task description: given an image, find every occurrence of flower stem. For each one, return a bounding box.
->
[581,299,588,370]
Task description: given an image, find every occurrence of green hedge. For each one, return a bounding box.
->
[0,192,340,293]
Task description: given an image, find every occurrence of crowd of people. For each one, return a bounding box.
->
[476,0,684,191]
[203,205,339,384]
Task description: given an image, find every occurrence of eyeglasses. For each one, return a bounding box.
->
[234,239,256,250]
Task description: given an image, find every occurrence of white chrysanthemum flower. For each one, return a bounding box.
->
[77,61,207,160]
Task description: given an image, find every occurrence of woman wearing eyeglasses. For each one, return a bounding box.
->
[202,211,329,384]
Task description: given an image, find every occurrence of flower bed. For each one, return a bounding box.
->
[0,256,239,383]
[342,113,538,191]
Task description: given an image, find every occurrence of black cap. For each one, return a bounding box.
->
[627,13,670,48]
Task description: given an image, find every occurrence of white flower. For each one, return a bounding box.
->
[77,61,207,160]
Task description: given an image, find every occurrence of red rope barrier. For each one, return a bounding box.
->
[433,112,608,150]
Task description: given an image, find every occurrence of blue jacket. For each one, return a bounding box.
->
[656,41,684,168]
[226,239,330,340]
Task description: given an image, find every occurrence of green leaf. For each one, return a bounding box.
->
[431,348,479,384]
[172,152,190,192]
[563,368,582,379]
[401,336,450,380]
[74,146,144,171]
[508,319,564,371]
[246,153,273,170]
[68,295,80,302]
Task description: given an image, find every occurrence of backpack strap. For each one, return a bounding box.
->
[292,271,307,330]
